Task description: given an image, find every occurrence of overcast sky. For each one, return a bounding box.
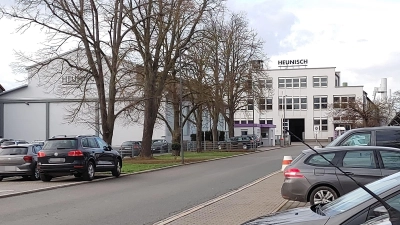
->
[1,0,399,97]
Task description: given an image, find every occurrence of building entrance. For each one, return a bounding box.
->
[288,119,305,142]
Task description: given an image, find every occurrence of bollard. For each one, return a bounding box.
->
[281,156,293,171]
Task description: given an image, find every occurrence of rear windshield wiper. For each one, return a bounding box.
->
[56,147,70,149]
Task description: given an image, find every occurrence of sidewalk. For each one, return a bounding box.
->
[155,171,286,225]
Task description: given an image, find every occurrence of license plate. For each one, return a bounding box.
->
[49,158,65,163]
[123,147,131,150]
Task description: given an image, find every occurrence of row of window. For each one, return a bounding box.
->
[241,95,349,111]
[234,118,329,132]
[277,76,328,89]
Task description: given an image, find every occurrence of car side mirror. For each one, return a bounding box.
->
[373,206,388,217]
[103,146,112,151]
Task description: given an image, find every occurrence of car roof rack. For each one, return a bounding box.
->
[76,135,96,137]
[51,135,68,138]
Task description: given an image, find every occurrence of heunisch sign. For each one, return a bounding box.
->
[278,59,308,66]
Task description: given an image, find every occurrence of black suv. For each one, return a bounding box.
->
[37,135,122,182]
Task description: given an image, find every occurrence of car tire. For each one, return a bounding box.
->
[40,174,52,182]
[310,186,338,205]
[83,161,95,181]
[112,160,121,178]
[30,165,40,181]
[242,144,248,150]
[218,145,222,150]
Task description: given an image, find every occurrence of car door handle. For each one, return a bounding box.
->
[343,172,354,176]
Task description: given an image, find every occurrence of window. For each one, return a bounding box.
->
[341,133,371,146]
[88,138,99,148]
[342,150,376,168]
[259,79,273,89]
[0,147,28,155]
[314,118,328,131]
[259,98,272,110]
[376,130,400,148]
[247,99,254,110]
[240,120,247,124]
[234,121,240,124]
[82,138,89,148]
[248,120,254,124]
[278,77,307,88]
[380,151,400,170]
[259,119,273,124]
[279,97,307,110]
[282,119,289,131]
[313,96,328,109]
[42,139,78,150]
[241,130,248,135]
[313,76,328,87]
[307,153,336,166]
[96,137,108,149]
[333,95,356,108]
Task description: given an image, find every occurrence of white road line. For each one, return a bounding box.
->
[153,170,281,225]
[0,190,14,193]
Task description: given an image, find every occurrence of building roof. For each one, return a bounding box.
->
[267,66,336,71]
[0,84,28,96]
[0,84,5,92]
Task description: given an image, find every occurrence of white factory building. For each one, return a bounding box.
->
[233,59,385,143]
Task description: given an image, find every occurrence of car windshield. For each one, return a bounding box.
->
[0,147,28,155]
[321,172,400,216]
[42,139,78,150]
[152,140,163,144]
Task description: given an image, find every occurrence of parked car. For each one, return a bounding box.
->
[242,171,400,225]
[281,146,400,205]
[0,144,43,181]
[241,135,261,147]
[151,139,169,153]
[218,136,255,150]
[119,141,142,157]
[37,135,122,182]
[0,138,13,145]
[326,126,400,148]
[361,214,391,225]
[0,140,29,148]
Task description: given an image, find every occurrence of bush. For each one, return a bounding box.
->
[171,143,181,151]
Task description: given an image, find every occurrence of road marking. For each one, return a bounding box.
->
[153,170,281,225]
[0,190,14,193]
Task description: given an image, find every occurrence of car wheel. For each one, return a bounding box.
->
[242,144,248,150]
[218,145,222,150]
[40,174,52,182]
[310,186,338,205]
[112,160,121,178]
[31,165,40,181]
[83,161,95,181]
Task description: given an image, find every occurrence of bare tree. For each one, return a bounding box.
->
[327,96,398,128]
[215,12,271,137]
[1,0,142,144]
[125,0,222,157]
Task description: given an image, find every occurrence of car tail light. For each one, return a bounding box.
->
[284,168,304,178]
[68,150,84,156]
[23,155,33,162]
[37,151,46,157]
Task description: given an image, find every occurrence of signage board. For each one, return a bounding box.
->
[313,125,320,134]
[278,59,308,67]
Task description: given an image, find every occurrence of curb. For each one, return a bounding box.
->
[0,146,282,199]
[153,170,282,225]
[271,199,289,213]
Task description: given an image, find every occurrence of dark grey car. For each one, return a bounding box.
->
[243,171,400,225]
[0,144,43,181]
[281,146,400,205]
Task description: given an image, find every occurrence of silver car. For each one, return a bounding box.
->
[242,171,400,225]
[0,144,43,181]
[281,146,400,205]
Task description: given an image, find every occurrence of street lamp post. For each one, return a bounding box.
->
[179,52,184,164]
[283,95,287,146]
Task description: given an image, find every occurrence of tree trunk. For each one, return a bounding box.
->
[171,100,181,156]
[212,109,219,144]
[141,97,159,158]
[196,105,203,153]
[227,108,235,137]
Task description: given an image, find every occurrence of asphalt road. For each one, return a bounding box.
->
[0,145,306,225]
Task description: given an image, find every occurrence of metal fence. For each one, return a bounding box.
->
[185,141,259,152]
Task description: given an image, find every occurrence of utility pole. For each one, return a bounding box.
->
[283,95,287,146]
